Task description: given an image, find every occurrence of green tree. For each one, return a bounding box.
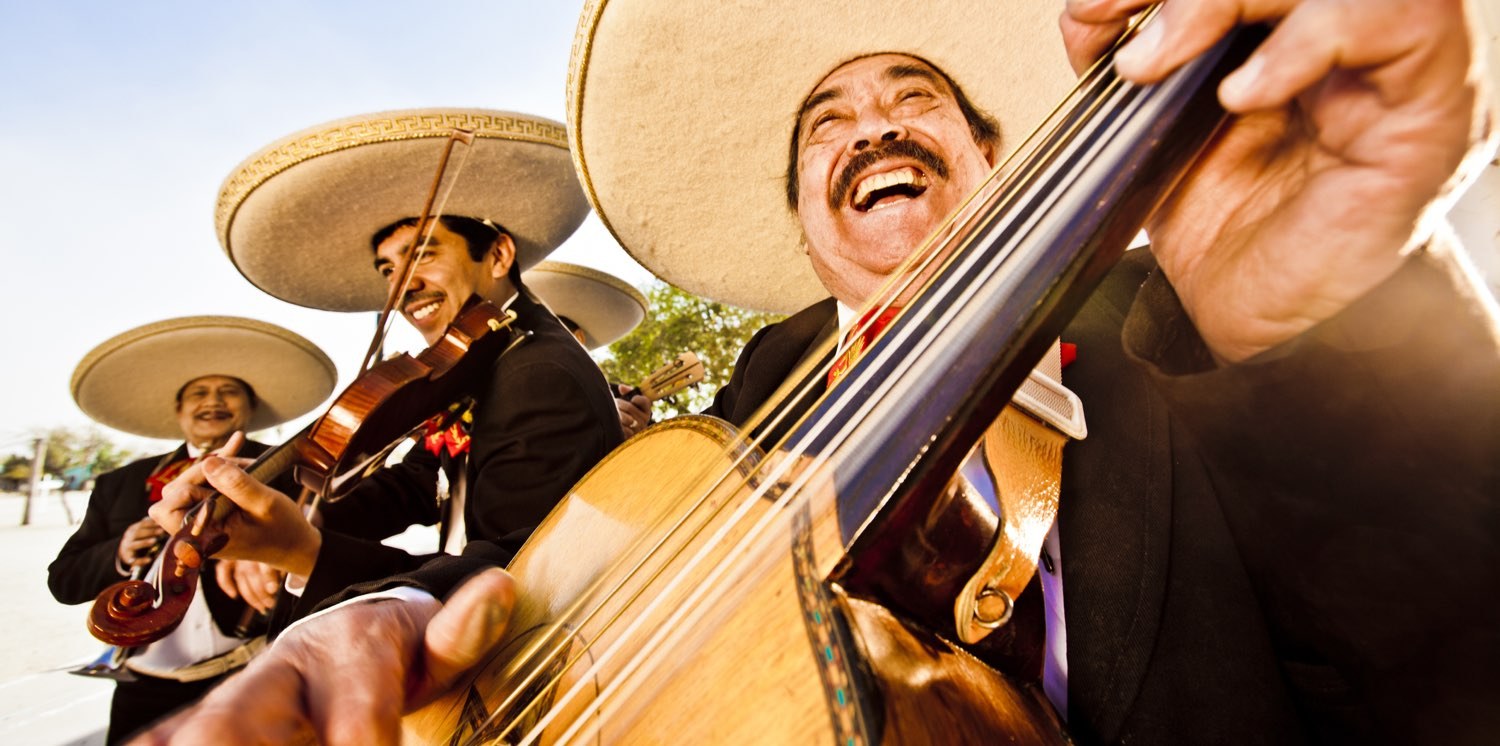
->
[601,283,785,418]
[10,427,139,483]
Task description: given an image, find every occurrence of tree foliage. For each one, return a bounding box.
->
[0,427,138,487]
[600,283,785,418]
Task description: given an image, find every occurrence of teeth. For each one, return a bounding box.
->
[410,300,441,320]
[852,167,927,210]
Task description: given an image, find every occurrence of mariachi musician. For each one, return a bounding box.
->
[140,0,1498,743]
[48,316,335,744]
[522,260,654,437]
[152,109,624,627]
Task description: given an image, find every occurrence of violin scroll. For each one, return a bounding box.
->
[87,495,230,646]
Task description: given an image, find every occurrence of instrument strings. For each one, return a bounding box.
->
[462,15,1154,743]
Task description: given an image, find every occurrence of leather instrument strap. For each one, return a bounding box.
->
[953,341,1075,645]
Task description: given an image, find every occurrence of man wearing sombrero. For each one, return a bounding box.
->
[151,109,624,626]
[142,1,1498,743]
[49,316,335,744]
[524,261,648,352]
[523,260,657,436]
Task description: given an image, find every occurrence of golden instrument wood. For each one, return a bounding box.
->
[402,417,1063,745]
[628,352,706,403]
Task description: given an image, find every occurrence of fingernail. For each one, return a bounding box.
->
[1219,54,1263,109]
[1115,17,1164,71]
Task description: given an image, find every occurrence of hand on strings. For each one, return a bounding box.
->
[615,383,654,438]
[150,434,321,578]
[214,559,283,614]
[116,516,166,571]
[135,568,516,746]
[1060,0,1489,362]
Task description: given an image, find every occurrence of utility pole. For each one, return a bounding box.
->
[22,437,44,527]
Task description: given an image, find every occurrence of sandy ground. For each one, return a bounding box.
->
[0,490,111,745]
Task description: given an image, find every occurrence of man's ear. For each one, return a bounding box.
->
[489,233,517,280]
[981,139,999,168]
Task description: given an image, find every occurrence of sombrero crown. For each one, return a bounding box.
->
[523,261,648,349]
[218,109,590,311]
[71,316,337,440]
[569,0,1074,313]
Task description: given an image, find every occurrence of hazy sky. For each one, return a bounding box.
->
[1,2,1496,459]
[0,2,654,455]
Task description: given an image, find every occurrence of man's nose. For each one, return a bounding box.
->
[848,114,907,155]
[388,268,425,291]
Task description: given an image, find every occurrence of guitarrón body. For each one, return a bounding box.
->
[403,416,1062,745]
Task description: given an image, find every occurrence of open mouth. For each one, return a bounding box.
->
[851,166,930,212]
[405,295,443,322]
[195,410,232,423]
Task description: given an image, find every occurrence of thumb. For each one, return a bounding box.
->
[201,456,280,517]
[414,568,516,704]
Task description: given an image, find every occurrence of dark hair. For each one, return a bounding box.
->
[557,316,582,334]
[784,54,1001,211]
[370,215,523,287]
[175,376,258,411]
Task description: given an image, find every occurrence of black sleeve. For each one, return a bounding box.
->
[274,537,513,636]
[1123,245,1500,729]
[463,353,620,557]
[47,467,136,604]
[316,442,442,541]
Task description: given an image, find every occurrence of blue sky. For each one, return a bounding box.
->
[0,2,652,455]
[1,2,1497,458]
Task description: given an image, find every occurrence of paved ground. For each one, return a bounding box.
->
[0,490,110,745]
[0,488,441,744]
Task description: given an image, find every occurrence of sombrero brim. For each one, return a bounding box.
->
[523,261,648,349]
[71,316,338,440]
[569,1,1074,313]
[218,109,590,312]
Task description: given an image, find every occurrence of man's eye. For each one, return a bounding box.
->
[809,113,839,134]
[897,89,929,102]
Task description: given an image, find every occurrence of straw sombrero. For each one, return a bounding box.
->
[71,316,338,440]
[217,109,590,312]
[569,0,1074,313]
[523,261,648,349]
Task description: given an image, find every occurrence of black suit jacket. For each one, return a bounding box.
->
[701,249,1500,743]
[48,441,275,638]
[286,291,624,623]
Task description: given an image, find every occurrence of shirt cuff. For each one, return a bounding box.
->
[274,586,440,643]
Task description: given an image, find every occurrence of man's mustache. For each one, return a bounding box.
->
[402,290,443,310]
[829,139,950,211]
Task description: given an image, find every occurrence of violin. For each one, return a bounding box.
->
[401,20,1268,746]
[87,296,522,647]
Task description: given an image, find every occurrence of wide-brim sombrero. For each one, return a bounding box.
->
[523,261,648,349]
[71,316,338,440]
[217,109,589,312]
[569,0,1075,313]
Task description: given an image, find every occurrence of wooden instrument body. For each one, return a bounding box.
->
[404,417,1064,745]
